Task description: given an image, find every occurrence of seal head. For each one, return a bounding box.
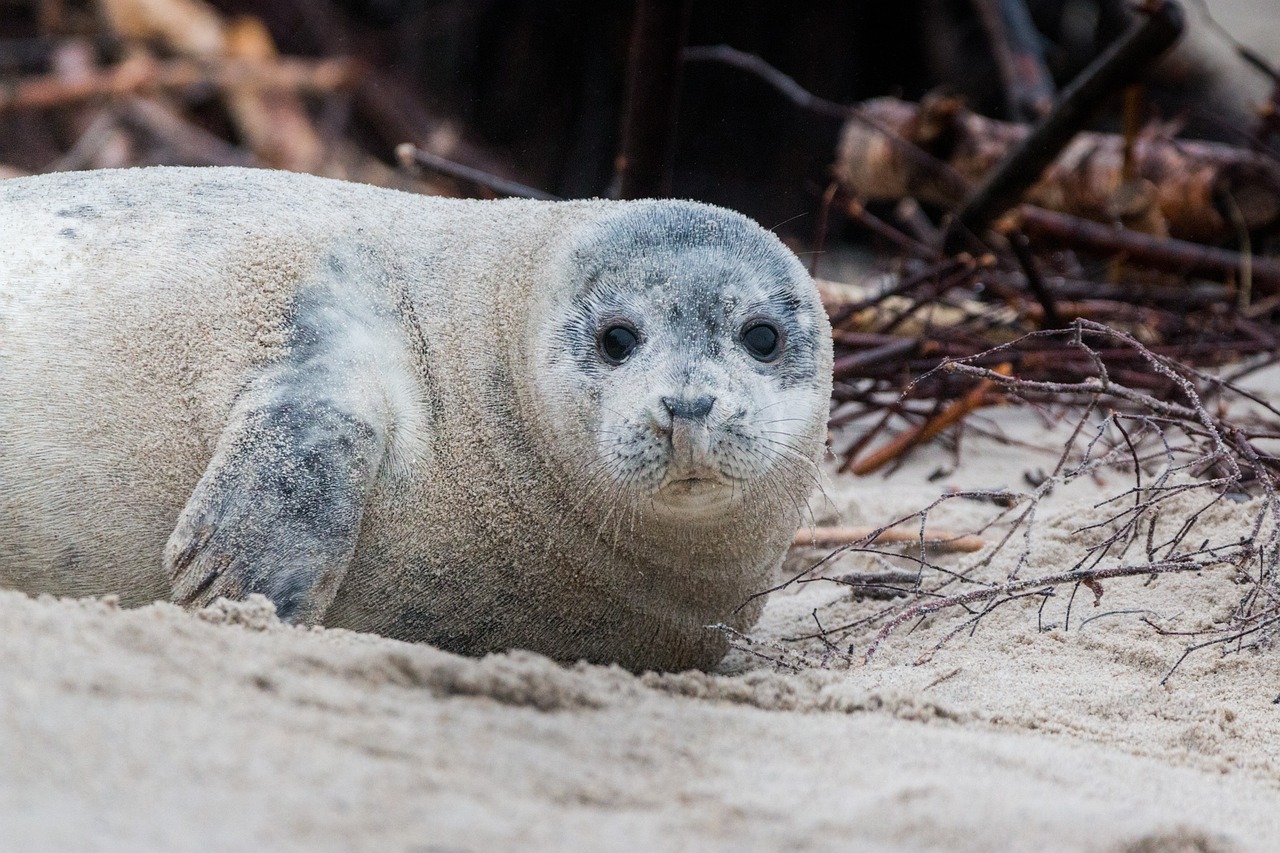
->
[528,201,830,530]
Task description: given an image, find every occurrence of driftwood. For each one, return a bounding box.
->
[97,0,226,57]
[793,526,986,553]
[0,53,362,114]
[835,95,1280,242]
[1011,205,1280,294]
[96,0,329,172]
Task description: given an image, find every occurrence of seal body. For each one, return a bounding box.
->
[0,167,831,672]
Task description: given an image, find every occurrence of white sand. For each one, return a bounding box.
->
[3,374,1279,851]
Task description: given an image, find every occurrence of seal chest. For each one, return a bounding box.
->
[0,166,833,672]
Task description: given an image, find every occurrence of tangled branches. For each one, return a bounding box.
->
[774,320,1279,682]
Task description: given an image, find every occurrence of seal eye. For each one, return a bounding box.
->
[741,321,781,362]
[599,324,639,364]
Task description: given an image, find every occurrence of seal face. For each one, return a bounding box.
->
[0,167,832,672]
[535,203,827,525]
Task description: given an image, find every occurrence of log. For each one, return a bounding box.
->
[835,96,1280,242]
[96,0,226,57]
[1013,205,1280,293]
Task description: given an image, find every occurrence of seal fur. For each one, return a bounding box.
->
[0,166,832,672]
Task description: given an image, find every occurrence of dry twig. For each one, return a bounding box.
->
[776,322,1279,679]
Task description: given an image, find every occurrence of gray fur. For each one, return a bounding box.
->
[0,166,832,672]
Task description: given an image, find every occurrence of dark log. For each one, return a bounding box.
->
[1014,205,1280,293]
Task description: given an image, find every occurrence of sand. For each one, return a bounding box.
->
[3,365,1279,853]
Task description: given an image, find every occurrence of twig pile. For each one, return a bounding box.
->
[821,243,1280,475]
[781,321,1279,680]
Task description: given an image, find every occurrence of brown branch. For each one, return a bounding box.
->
[844,196,937,260]
[793,526,986,553]
[849,363,1013,475]
[1013,205,1280,293]
[0,54,364,114]
[831,337,921,381]
[681,44,851,119]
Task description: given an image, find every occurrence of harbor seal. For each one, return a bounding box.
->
[0,166,832,672]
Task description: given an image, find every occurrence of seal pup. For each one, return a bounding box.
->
[0,167,832,672]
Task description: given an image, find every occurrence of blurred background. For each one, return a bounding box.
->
[1,0,1275,237]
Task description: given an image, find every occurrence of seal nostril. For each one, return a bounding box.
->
[662,395,715,421]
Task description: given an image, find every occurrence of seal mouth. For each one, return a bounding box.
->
[654,474,735,511]
[666,476,719,492]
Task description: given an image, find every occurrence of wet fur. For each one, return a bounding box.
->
[0,167,832,672]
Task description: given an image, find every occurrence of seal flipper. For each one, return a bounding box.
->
[166,244,419,624]
[166,394,385,623]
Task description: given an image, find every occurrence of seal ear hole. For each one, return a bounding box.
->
[599,323,640,365]
[741,321,782,362]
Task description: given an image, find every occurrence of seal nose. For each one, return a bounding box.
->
[662,395,715,422]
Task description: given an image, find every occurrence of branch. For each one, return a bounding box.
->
[0,54,363,113]
[396,144,560,200]
[1014,205,1280,293]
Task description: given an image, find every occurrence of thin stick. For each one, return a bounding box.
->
[793,526,986,553]
[396,144,560,200]
[850,363,1013,475]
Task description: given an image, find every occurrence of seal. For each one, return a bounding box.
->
[0,166,832,672]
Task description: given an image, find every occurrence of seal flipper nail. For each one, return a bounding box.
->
[167,245,399,624]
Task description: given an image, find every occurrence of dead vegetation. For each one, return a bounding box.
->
[765,321,1280,681]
